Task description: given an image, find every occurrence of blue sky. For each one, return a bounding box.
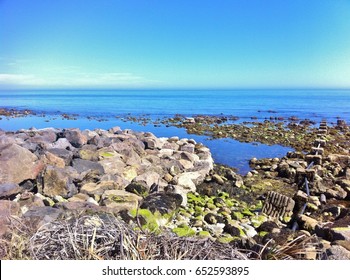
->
[1,0,350,89]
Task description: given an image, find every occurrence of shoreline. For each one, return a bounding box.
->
[0,116,350,259]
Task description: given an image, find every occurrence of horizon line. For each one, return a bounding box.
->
[1,87,350,91]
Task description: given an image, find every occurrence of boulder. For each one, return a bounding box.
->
[0,183,22,199]
[44,151,66,168]
[101,190,142,212]
[47,148,73,165]
[133,171,161,188]
[325,245,350,260]
[23,206,63,230]
[72,158,104,174]
[0,200,21,236]
[63,128,87,148]
[140,192,183,215]
[47,138,74,150]
[41,166,78,198]
[0,144,43,184]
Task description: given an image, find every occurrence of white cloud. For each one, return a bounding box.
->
[0,72,160,89]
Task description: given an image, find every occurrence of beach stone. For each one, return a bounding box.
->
[0,200,21,237]
[68,193,91,202]
[325,185,347,199]
[140,192,183,215]
[325,245,350,260]
[212,174,225,185]
[298,214,319,232]
[48,138,74,150]
[80,181,120,196]
[47,148,73,165]
[133,171,161,188]
[63,128,88,148]
[109,126,122,134]
[327,154,350,169]
[23,206,63,229]
[72,158,104,174]
[101,190,142,212]
[41,166,78,198]
[329,227,350,242]
[180,143,195,153]
[99,157,124,175]
[0,143,43,184]
[121,148,141,166]
[143,137,161,150]
[0,135,16,147]
[125,182,149,197]
[78,146,99,161]
[0,183,22,199]
[44,151,66,168]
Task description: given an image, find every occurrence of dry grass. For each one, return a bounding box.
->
[1,214,324,260]
[248,234,324,260]
[0,217,36,260]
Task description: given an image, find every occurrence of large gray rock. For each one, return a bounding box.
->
[325,245,350,260]
[0,144,43,184]
[0,183,22,199]
[72,158,104,174]
[23,206,63,230]
[47,148,73,165]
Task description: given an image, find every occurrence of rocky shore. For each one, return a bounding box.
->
[1,112,350,259]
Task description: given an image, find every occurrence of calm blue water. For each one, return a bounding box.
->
[1,89,350,121]
[1,89,349,174]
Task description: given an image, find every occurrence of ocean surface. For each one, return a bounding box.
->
[1,89,349,174]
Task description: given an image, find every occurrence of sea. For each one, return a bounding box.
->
[1,89,349,174]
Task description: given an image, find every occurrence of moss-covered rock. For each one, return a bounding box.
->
[172,224,196,237]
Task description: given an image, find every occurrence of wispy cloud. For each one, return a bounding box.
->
[0,71,161,89]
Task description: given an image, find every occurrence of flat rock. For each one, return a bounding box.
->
[101,190,142,212]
